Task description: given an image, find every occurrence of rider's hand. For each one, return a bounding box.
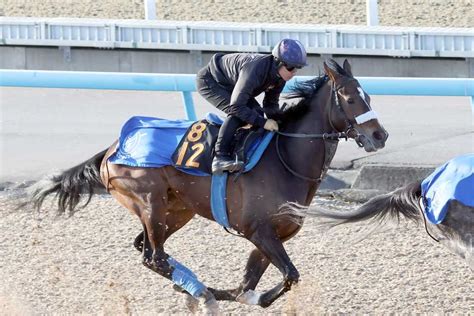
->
[263,119,279,132]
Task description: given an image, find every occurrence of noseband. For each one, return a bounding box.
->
[275,79,364,182]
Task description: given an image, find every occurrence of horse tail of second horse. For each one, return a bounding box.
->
[286,180,424,227]
[26,149,108,214]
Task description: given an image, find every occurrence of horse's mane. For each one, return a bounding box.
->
[287,74,328,101]
[264,74,328,122]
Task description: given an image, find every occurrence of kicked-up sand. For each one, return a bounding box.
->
[0,193,472,314]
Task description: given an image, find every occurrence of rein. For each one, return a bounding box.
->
[276,131,347,139]
[275,82,351,183]
[275,132,347,182]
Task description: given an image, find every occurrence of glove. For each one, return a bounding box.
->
[263,119,279,132]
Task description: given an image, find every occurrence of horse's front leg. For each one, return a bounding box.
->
[241,224,300,308]
[207,248,270,301]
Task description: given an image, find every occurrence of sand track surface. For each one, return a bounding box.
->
[1,193,472,314]
[2,0,473,28]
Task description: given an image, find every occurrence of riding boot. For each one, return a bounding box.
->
[212,115,245,173]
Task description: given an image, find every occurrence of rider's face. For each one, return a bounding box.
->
[278,65,299,81]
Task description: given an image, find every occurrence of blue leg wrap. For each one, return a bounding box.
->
[167,256,206,297]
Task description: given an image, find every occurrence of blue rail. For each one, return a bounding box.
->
[1,70,473,120]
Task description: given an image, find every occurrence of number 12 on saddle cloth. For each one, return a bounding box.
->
[172,120,219,174]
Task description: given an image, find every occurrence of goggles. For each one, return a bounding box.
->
[283,64,302,72]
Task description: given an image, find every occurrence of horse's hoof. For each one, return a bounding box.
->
[236,290,261,305]
[202,297,220,315]
[173,284,186,293]
[183,293,199,314]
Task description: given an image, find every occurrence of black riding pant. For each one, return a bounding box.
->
[196,67,262,157]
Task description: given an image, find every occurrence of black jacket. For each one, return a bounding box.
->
[208,53,285,127]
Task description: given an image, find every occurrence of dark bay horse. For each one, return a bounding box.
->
[287,180,473,270]
[25,59,388,313]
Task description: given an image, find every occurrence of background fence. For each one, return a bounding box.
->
[1,69,473,120]
[1,17,473,58]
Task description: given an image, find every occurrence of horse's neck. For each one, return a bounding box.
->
[286,83,333,134]
[278,83,335,203]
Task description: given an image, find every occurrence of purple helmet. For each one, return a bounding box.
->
[272,39,308,68]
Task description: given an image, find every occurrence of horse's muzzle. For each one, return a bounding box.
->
[359,128,388,152]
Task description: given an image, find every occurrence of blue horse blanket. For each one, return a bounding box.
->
[108,113,272,176]
[109,116,196,169]
[421,153,474,224]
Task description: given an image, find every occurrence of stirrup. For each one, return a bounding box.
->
[212,156,244,173]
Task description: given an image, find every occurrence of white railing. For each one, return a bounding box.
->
[1,17,473,58]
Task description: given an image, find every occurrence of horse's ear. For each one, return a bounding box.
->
[343,59,353,77]
[323,60,342,82]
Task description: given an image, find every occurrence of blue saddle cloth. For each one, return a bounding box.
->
[109,116,196,169]
[109,113,225,176]
[109,113,272,176]
[421,153,474,224]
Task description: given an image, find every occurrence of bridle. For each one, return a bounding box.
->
[328,80,366,148]
[275,78,372,182]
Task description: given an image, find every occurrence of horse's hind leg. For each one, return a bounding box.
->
[134,231,145,253]
[208,248,270,301]
[140,197,219,314]
[436,201,474,270]
[134,196,197,254]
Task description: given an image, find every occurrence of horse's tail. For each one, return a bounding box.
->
[25,149,108,215]
[282,180,423,228]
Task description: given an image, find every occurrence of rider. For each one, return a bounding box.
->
[196,38,308,173]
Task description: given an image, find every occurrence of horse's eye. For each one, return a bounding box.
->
[347,98,354,104]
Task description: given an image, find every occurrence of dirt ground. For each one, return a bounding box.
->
[3,0,473,28]
[1,192,472,314]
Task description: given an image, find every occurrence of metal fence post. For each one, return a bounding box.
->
[366,0,379,26]
[144,0,157,20]
[181,91,197,121]
[471,97,474,121]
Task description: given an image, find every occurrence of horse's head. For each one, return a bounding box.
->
[323,59,388,152]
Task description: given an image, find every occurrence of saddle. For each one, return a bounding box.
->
[171,117,266,175]
[109,114,271,177]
